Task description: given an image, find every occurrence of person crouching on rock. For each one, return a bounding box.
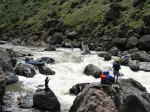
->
[100,71,114,84]
[112,59,121,83]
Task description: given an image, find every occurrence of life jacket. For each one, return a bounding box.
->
[100,74,107,80]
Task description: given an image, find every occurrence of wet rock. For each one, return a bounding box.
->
[69,83,90,95]
[126,36,139,49]
[38,66,55,75]
[139,62,150,72]
[131,51,150,62]
[70,79,150,112]
[128,60,139,71]
[81,42,90,55]
[44,44,56,51]
[98,51,112,61]
[0,68,6,111]
[33,89,60,111]
[0,57,18,84]
[139,35,150,51]
[84,64,102,78]
[120,56,130,66]
[18,94,33,108]
[38,57,55,64]
[5,72,18,84]
[15,63,36,78]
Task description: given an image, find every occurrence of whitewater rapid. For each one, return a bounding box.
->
[0,44,150,112]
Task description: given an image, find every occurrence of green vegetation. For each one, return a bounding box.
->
[0,0,149,35]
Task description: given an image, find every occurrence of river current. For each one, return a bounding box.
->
[0,43,150,112]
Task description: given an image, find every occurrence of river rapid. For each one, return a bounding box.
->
[0,43,150,112]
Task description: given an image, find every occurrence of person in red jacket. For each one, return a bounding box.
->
[100,71,115,84]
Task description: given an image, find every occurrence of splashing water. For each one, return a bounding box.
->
[0,44,150,112]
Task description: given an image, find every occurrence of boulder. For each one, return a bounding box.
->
[15,63,36,78]
[109,47,119,56]
[112,38,127,50]
[70,79,150,112]
[133,0,147,7]
[69,83,90,95]
[66,31,78,40]
[0,58,18,84]
[50,33,64,44]
[33,89,60,111]
[84,64,102,78]
[0,68,6,111]
[126,36,138,49]
[105,3,121,21]
[139,62,150,72]
[139,35,150,51]
[128,60,139,71]
[98,51,112,61]
[81,42,90,55]
[18,94,33,109]
[142,15,150,26]
[44,44,56,51]
[131,51,150,62]
[129,47,139,54]
[38,57,55,64]
[5,72,18,84]
[38,66,55,75]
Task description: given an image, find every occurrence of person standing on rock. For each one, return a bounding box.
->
[112,59,121,83]
[45,77,50,92]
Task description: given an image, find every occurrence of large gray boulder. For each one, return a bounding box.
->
[15,63,36,78]
[139,62,150,72]
[126,36,138,49]
[70,79,150,112]
[38,66,55,75]
[128,60,139,71]
[131,51,150,62]
[33,89,60,111]
[139,35,150,51]
[112,38,127,50]
[81,42,90,55]
[84,64,102,78]
[0,58,18,84]
[44,44,56,51]
[98,51,112,61]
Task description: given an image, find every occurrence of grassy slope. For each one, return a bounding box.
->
[0,0,150,33]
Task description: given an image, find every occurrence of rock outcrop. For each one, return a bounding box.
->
[15,63,36,78]
[70,79,150,112]
[33,89,60,112]
[84,64,102,78]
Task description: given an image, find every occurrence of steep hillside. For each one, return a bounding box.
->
[0,0,150,51]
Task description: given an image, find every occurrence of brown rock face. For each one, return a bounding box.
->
[70,79,150,112]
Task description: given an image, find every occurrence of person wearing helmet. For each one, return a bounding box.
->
[113,59,121,83]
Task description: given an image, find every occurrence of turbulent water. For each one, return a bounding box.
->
[0,43,150,112]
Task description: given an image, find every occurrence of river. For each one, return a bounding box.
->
[0,43,150,112]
